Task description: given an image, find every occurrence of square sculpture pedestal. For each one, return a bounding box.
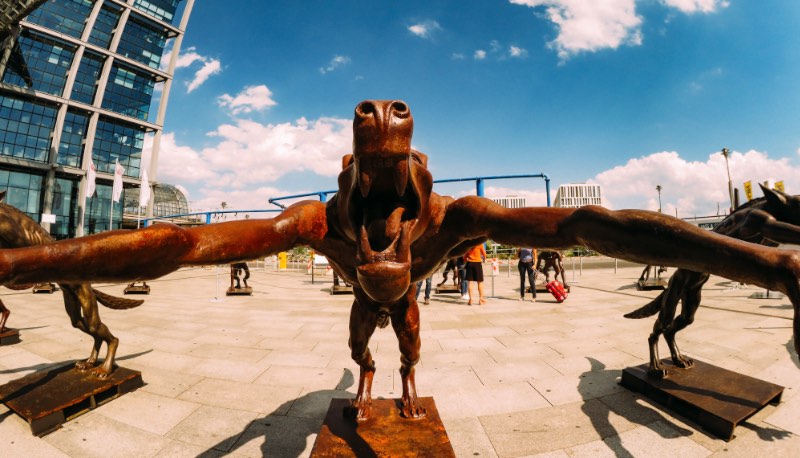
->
[0,327,20,345]
[0,363,143,436]
[226,286,253,296]
[620,359,783,440]
[310,397,455,457]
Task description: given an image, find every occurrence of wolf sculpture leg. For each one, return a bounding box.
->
[348,288,382,421]
[62,284,119,378]
[391,286,426,418]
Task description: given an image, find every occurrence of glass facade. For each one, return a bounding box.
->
[0,94,57,163]
[124,183,189,216]
[92,117,144,178]
[25,0,93,39]
[0,169,44,222]
[3,31,75,96]
[0,0,191,238]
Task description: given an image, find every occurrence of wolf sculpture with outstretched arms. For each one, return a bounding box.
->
[1,100,800,420]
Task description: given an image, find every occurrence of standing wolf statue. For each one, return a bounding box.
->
[625,184,800,377]
[1,101,800,420]
[0,191,142,377]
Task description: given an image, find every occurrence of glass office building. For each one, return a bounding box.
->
[0,0,194,239]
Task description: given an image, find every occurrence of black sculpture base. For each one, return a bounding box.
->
[620,359,783,440]
[32,283,58,294]
[749,290,784,300]
[310,397,455,457]
[0,327,20,345]
[124,284,150,295]
[330,285,353,295]
[0,363,143,436]
[226,286,252,296]
[435,284,460,294]
[636,278,668,290]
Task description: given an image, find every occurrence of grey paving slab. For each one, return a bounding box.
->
[2,264,800,457]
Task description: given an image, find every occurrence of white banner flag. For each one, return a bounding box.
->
[112,159,124,203]
[139,168,151,207]
[86,156,96,200]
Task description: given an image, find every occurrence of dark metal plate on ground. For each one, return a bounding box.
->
[124,285,150,295]
[637,278,668,290]
[749,290,784,299]
[226,286,253,296]
[310,397,455,457]
[435,284,460,294]
[620,359,783,440]
[32,283,58,294]
[330,285,354,295]
[0,327,20,345]
[0,364,143,436]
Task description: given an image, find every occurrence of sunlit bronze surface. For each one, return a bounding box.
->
[2,101,800,419]
[626,184,800,377]
[537,250,567,287]
[0,193,142,377]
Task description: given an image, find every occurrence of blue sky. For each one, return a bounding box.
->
[148,0,800,218]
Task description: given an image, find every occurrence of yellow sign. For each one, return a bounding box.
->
[775,181,785,192]
[743,181,752,201]
[278,252,287,270]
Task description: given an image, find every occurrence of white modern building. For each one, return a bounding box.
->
[491,196,526,209]
[553,183,603,208]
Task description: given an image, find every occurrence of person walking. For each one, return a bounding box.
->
[457,256,468,299]
[464,243,487,305]
[415,276,432,304]
[517,247,537,302]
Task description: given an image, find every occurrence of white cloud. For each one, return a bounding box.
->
[319,55,351,75]
[590,150,800,217]
[474,49,487,60]
[510,0,642,61]
[660,0,729,14]
[408,20,442,39]
[161,46,223,93]
[451,53,465,60]
[509,45,528,58]
[218,85,277,115]
[187,59,222,93]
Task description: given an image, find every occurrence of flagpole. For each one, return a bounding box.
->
[109,200,114,230]
[137,205,142,229]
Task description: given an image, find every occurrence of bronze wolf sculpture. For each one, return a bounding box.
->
[1,101,800,420]
[537,250,568,287]
[230,262,250,289]
[625,184,800,377]
[0,191,142,377]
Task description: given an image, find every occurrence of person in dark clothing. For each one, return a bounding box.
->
[517,248,537,302]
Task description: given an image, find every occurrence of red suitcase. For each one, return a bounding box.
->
[546,280,568,303]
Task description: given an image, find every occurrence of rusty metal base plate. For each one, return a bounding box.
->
[32,283,58,294]
[124,285,150,295]
[0,328,20,345]
[330,285,353,295]
[226,286,253,296]
[620,359,783,440]
[749,290,784,299]
[637,278,668,290]
[435,284,460,294]
[0,364,143,436]
[310,397,455,457]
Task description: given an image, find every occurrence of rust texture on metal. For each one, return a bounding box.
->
[0,326,19,345]
[0,363,143,436]
[226,286,253,296]
[2,101,800,422]
[310,397,455,458]
[625,184,800,378]
[620,358,783,440]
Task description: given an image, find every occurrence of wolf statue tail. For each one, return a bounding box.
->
[624,291,665,319]
[93,288,144,310]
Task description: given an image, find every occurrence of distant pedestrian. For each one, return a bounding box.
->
[415,276,432,305]
[457,256,468,299]
[517,248,537,302]
[464,243,487,305]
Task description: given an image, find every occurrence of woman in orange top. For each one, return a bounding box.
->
[464,243,487,305]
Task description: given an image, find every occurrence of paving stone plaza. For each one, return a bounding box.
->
[1,261,800,457]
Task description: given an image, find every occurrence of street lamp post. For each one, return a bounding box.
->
[721,148,734,213]
[656,185,662,213]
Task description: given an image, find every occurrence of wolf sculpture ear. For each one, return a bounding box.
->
[342,154,354,170]
[760,183,787,207]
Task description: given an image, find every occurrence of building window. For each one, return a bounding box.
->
[57,110,90,168]
[92,117,143,178]
[133,0,183,24]
[0,168,44,221]
[71,51,105,105]
[25,0,93,39]
[3,31,75,96]
[88,2,122,49]
[84,181,124,234]
[101,63,155,121]
[51,177,79,240]
[117,16,169,69]
[0,94,57,163]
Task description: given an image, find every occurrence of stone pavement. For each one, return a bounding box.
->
[1,262,799,457]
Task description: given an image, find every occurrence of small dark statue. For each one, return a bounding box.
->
[436,258,459,288]
[2,101,800,420]
[537,250,568,288]
[230,262,250,289]
[0,191,142,376]
[626,184,800,377]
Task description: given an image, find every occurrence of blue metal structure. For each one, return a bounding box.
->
[142,209,280,227]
